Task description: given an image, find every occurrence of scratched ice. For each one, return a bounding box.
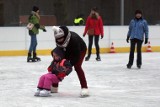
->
[0,53,160,107]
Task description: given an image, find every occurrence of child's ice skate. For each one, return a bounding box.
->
[51,86,58,93]
[34,88,42,96]
[39,89,51,97]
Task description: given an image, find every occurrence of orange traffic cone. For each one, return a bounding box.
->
[146,41,152,52]
[110,42,115,53]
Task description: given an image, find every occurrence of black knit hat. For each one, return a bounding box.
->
[51,47,65,59]
[32,6,39,12]
[135,10,142,15]
[59,26,69,38]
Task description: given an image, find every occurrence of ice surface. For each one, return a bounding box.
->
[0,53,160,107]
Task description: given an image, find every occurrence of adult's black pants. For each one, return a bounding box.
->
[87,35,100,57]
[128,38,143,66]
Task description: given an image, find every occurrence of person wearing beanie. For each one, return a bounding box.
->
[83,7,104,61]
[126,10,149,69]
[27,6,47,62]
[34,47,72,97]
[52,26,89,97]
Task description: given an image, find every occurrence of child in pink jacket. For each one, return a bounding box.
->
[34,47,72,97]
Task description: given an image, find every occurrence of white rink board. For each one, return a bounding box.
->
[0,26,160,51]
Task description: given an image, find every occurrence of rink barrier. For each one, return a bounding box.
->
[0,46,160,56]
[0,26,160,56]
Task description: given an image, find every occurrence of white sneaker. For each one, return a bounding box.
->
[34,88,42,96]
[80,88,89,97]
[39,89,51,97]
[51,86,58,93]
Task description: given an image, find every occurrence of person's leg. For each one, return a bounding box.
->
[27,35,35,62]
[28,35,34,54]
[32,35,37,53]
[31,35,41,61]
[127,39,136,68]
[74,50,88,88]
[37,74,46,89]
[85,36,93,61]
[35,74,46,96]
[52,83,59,87]
[136,39,143,68]
[34,74,45,96]
[39,73,60,97]
[42,73,60,90]
[28,34,37,53]
[27,35,37,62]
[27,53,32,62]
[51,83,59,93]
[94,35,100,61]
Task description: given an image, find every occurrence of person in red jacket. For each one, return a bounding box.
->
[83,7,104,61]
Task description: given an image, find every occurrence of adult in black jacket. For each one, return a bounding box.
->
[51,26,89,97]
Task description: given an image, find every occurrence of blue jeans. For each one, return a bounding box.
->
[28,34,37,53]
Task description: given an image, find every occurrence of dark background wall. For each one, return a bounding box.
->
[0,0,160,26]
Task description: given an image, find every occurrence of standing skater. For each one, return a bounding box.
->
[83,7,104,61]
[27,6,46,62]
[126,10,149,69]
[52,26,89,97]
[35,47,72,97]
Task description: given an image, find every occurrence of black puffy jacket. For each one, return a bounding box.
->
[65,31,87,66]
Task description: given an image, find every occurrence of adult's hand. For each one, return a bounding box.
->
[101,35,103,39]
[43,29,47,32]
[144,38,148,44]
[126,36,130,43]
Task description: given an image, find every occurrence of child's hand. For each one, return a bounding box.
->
[47,66,52,72]
[57,72,66,81]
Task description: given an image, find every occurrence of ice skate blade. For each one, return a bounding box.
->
[27,59,41,63]
[34,94,52,97]
[80,95,89,98]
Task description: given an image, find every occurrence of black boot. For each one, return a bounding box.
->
[127,64,132,69]
[33,52,41,62]
[137,65,141,69]
[96,55,101,61]
[85,55,90,61]
[27,53,33,62]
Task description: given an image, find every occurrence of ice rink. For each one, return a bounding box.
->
[0,52,160,107]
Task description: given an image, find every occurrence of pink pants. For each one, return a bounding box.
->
[37,73,60,90]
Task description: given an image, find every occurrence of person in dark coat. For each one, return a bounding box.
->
[51,26,89,97]
[126,10,149,69]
